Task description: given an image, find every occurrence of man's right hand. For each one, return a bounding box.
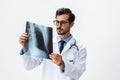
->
[19,32,28,51]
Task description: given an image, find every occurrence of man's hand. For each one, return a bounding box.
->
[19,32,28,51]
[49,53,65,70]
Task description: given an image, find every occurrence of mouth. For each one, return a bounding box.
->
[57,28,63,32]
[56,28,61,33]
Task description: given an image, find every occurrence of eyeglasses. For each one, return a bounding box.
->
[53,20,69,26]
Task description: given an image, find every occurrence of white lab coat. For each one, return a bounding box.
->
[21,36,87,80]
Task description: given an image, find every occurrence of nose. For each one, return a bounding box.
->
[56,23,62,28]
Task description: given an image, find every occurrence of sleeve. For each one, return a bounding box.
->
[19,49,43,70]
[63,46,87,79]
[20,49,24,55]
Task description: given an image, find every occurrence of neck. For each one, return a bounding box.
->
[59,32,71,40]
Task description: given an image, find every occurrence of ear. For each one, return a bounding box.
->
[70,22,74,28]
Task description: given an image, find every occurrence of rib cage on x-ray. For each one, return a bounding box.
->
[25,21,53,59]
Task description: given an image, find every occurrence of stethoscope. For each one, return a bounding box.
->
[69,40,79,51]
[65,40,79,64]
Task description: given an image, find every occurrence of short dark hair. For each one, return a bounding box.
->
[55,8,75,23]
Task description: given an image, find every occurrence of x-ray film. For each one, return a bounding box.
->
[24,21,53,59]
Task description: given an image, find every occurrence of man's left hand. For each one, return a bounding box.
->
[49,53,65,70]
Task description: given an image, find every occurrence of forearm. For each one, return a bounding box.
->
[19,49,43,70]
[21,55,43,70]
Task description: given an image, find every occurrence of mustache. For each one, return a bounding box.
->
[57,28,63,30]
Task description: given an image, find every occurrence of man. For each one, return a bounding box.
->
[19,8,87,80]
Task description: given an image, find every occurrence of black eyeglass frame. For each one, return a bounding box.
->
[53,20,69,26]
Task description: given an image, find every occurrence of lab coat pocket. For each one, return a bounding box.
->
[65,52,75,64]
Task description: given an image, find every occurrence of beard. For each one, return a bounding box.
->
[57,28,70,35]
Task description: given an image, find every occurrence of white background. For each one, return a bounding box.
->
[0,0,120,80]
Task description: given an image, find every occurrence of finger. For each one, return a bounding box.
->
[19,36,27,42]
[20,39,26,43]
[20,36,28,40]
[52,59,56,63]
[19,34,28,45]
[49,54,57,62]
[49,54,52,59]
[49,53,56,59]
[19,34,28,41]
[22,33,28,38]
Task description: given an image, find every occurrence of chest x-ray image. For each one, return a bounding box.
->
[24,21,53,59]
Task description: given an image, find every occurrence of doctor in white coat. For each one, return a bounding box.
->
[19,8,87,80]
